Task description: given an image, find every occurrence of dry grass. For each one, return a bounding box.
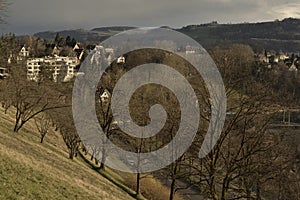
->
[122,173,183,200]
[0,107,134,200]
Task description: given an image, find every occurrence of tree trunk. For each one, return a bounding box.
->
[100,137,108,170]
[246,187,251,200]
[13,124,18,132]
[14,119,26,133]
[256,180,261,200]
[14,109,23,132]
[40,135,45,143]
[69,151,74,159]
[136,172,140,197]
[69,147,76,160]
[100,159,105,170]
[208,176,218,200]
[169,160,179,200]
[169,177,176,200]
[221,177,229,200]
[14,117,20,132]
[209,172,218,200]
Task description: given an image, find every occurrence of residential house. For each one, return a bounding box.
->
[74,48,84,61]
[279,54,289,61]
[117,56,125,64]
[16,45,30,62]
[7,53,12,64]
[19,46,30,57]
[72,43,80,51]
[295,57,300,68]
[185,45,197,54]
[0,67,8,79]
[100,89,111,103]
[269,55,279,64]
[105,48,114,64]
[284,58,294,67]
[258,53,268,63]
[289,62,298,72]
[45,44,60,55]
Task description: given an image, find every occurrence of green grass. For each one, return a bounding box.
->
[78,151,147,200]
[0,107,134,200]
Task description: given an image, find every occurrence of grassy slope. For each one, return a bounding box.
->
[0,107,134,200]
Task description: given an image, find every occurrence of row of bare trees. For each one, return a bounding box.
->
[0,63,81,159]
[90,46,299,199]
[167,45,299,200]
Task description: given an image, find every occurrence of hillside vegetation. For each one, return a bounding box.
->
[1,37,299,199]
[0,106,134,200]
[179,18,300,52]
[34,18,300,52]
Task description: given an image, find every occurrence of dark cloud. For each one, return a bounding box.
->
[1,0,299,34]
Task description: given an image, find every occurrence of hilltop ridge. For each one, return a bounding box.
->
[33,18,300,52]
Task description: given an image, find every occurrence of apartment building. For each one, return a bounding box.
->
[26,56,79,82]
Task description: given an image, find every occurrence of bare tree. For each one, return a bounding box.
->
[48,106,80,159]
[180,44,300,200]
[2,65,69,132]
[34,113,51,143]
[61,126,80,159]
[95,67,126,170]
[0,77,12,114]
[96,88,113,170]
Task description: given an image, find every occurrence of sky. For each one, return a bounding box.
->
[1,0,300,35]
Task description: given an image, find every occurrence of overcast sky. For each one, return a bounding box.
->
[1,0,300,35]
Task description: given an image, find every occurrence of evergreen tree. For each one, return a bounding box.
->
[54,33,61,43]
[66,36,72,47]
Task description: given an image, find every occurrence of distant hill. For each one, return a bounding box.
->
[91,26,136,32]
[34,26,136,43]
[179,18,300,52]
[34,18,300,52]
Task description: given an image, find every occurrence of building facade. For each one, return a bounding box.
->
[26,56,79,82]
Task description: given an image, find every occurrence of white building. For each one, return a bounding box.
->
[100,89,110,102]
[19,46,29,57]
[26,56,79,82]
[0,67,9,79]
[104,48,114,64]
[279,54,289,61]
[7,46,30,64]
[17,46,30,62]
[117,56,125,64]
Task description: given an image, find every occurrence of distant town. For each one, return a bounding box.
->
[0,33,128,81]
[1,32,300,82]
